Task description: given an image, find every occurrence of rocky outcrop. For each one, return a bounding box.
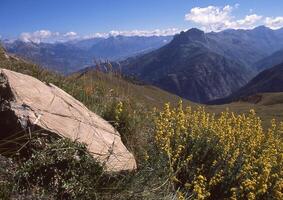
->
[0,68,136,172]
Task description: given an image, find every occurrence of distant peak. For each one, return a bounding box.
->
[172,28,206,44]
[252,25,271,31]
[185,28,205,35]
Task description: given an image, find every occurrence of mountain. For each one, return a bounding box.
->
[4,26,283,76]
[253,48,283,71]
[210,62,283,104]
[121,28,255,103]
[67,37,105,49]
[88,35,172,60]
[228,62,283,97]
[2,40,91,74]
[3,26,283,76]
[3,26,283,103]
[206,26,283,67]
[2,35,172,74]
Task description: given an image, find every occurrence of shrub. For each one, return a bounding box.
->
[15,137,104,200]
[103,100,152,161]
[0,155,14,200]
[154,101,283,200]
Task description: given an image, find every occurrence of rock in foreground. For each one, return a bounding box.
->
[0,68,136,172]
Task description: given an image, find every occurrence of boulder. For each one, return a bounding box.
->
[0,68,136,172]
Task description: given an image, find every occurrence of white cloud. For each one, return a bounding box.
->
[233,14,263,29]
[107,28,181,37]
[19,30,59,43]
[265,17,283,29]
[185,5,264,32]
[185,5,235,31]
[62,31,80,41]
[185,5,232,28]
[83,28,181,40]
[18,28,181,43]
[19,30,80,43]
[63,31,77,37]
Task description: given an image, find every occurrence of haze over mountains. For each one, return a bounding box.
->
[2,26,283,103]
[2,35,172,74]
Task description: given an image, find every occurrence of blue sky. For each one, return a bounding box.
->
[1,0,283,41]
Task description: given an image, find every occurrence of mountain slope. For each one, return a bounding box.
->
[207,26,283,66]
[69,69,189,108]
[3,40,91,74]
[210,62,283,104]
[253,49,283,71]
[231,62,283,96]
[121,28,254,103]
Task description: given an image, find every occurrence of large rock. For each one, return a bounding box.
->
[0,68,136,172]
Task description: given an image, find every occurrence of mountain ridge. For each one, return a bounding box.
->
[120,27,262,103]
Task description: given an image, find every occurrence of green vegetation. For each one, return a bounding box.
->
[0,155,14,200]
[0,49,283,199]
[15,137,103,199]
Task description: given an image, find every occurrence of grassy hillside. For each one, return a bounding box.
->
[69,69,188,109]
